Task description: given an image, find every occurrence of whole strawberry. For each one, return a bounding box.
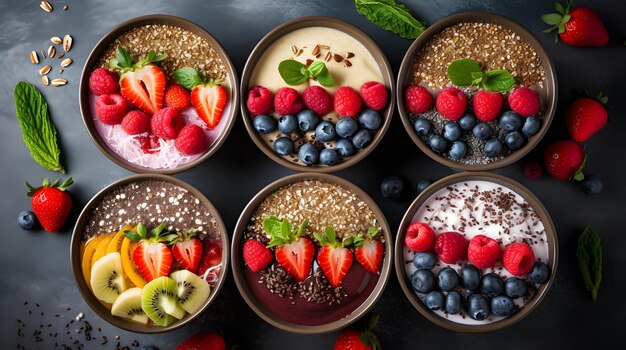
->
[334,314,381,350]
[176,331,225,350]
[542,0,609,47]
[26,177,73,232]
[544,140,585,181]
[566,92,608,142]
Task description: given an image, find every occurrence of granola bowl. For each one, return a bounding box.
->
[70,174,229,333]
[397,12,557,171]
[395,172,558,332]
[231,173,392,334]
[79,14,238,174]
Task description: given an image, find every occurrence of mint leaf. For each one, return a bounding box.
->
[278,60,308,86]
[13,82,64,173]
[307,61,325,76]
[447,59,481,86]
[481,70,515,92]
[315,64,334,87]
[173,67,205,90]
[115,45,133,68]
[577,225,602,301]
[355,0,426,39]
[297,219,309,236]
[325,226,336,243]
[368,226,381,238]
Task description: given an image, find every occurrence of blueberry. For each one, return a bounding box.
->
[449,140,467,160]
[298,143,319,165]
[468,294,491,320]
[438,267,459,292]
[528,262,551,284]
[445,291,462,314]
[460,264,481,290]
[335,138,355,157]
[413,117,432,136]
[336,117,359,138]
[253,114,276,134]
[522,116,541,137]
[428,134,448,154]
[472,122,492,140]
[484,138,503,157]
[380,176,406,200]
[273,137,294,156]
[278,114,297,134]
[358,108,382,130]
[352,129,372,149]
[424,291,445,310]
[504,131,525,151]
[411,269,436,293]
[499,111,522,132]
[582,175,603,195]
[315,121,337,142]
[319,148,340,166]
[504,277,528,299]
[481,273,504,297]
[297,109,319,132]
[18,210,36,230]
[417,179,433,194]
[413,252,437,270]
[458,114,476,131]
[443,121,462,141]
[491,295,515,317]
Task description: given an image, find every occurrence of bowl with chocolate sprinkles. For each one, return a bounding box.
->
[70,174,229,333]
[395,172,558,332]
[396,12,557,171]
[231,173,392,334]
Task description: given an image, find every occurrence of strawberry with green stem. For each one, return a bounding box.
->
[541,0,609,47]
[544,140,586,181]
[173,67,227,128]
[26,177,73,232]
[264,216,313,282]
[124,223,178,282]
[334,313,381,350]
[348,226,384,274]
[566,91,609,142]
[315,226,354,288]
[171,229,203,274]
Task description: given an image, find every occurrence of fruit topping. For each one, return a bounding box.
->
[436,87,467,120]
[351,226,384,274]
[247,85,273,116]
[141,276,184,326]
[473,90,502,122]
[504,277,528,299]
[26,177,73,232]
[502,242,536,276]
[302,85,333,115]
[171,230,203,273]
[121,110,151,135]
[264,216,313,282]
[490,295,514,317]
[95,93,127,125]
[170,269,210,314]
[315,226,354,288]
[91,252,126,304]
[174,124,208,156]
[527,261,551,284]
[358,109,383,130]
[360,81,388,111]
[151,107,185,140]
[412,252,437,270]
[433,231,467,264]
[253,114,277,134]
[405,85,432,114]
[111,287,149,325]
[459,264,481,290]
[274,87,303,116]
[481,272,504,297]
[89,67,120,95]
[404,222,435,252]
[437,267,459,292]
[124,223,177,282]
[334,86,362,117]
[507,86,540,117]
[467,235,500,269]
[164,84,192,111]
[243,239,274,272]
[424,291,445,310]
[197,239,223,279]
[173,67,227,128]
[411,269,436,294]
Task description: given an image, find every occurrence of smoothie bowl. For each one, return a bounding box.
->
[241,17,395,172]
[70,174,228,333]
[232,173,392,333]
[397,13,557,171]
[395,172,557,332]
[79,15,238,174]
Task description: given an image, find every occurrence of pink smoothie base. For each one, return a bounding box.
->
[89,94,231,170]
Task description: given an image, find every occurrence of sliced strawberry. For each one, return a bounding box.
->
[315,226,354,287]
[124,223,176,282]
[171,231,203,273]
[353,227,384,274]
[191,85,227,128]
[264,216,313,282]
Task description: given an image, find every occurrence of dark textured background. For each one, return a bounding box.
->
[1,0,624,349]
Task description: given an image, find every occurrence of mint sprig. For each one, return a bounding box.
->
[576,225,602,301]
[354,0,425,39]
[263,216,309,248]
[108,45,167,72]
[278,60,334,87]
[447,58,515,92]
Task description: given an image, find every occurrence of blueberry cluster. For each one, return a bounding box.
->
[253,108,383,166]
[410,252,551,320]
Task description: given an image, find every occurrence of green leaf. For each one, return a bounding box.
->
[115,45,133,68]
[307,61,325,76]
[278,60,308,86]
[481,70,515,92]
[541,13,563,25]
[368,226,381,238]
[296,219,309,236]
[137,224,147,239]
[562,14,571,22]
[160,233,179,244]
[542,27,556,33]
[555,2,565,14]
[355,0,426,39]
[315,64,334,87]
[558,23,566,33]
[13,82,64,173]
[325,226,336,243]
[173,67,205,90]
[447,59,481,86]
[577,225,602,300]
[123,230,142,242]
[342,236,354,246]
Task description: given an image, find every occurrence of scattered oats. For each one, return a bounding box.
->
[61,58,72,67]
[41,75,49,86]
[63,34,72,52]
[38,65,51,75]
[40,0,52,13]
[30,51,39,64]
[51,78,67,86]
[51,37,62,45]
[47,45,56,58]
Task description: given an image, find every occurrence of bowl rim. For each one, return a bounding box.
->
[239,16,396,173]
[230,172,392,334]
[69,174,230,333]
[78,14,240,174]
[394,172,559,333]
[396,12,558,171]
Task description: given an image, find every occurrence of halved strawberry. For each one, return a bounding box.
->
[124,223,177,282]
[171,230,203,273]
[264,216,314,282]
[352,227,384,274]
[315,226,354,287]
[173,67,227,129]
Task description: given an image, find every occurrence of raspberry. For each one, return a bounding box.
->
[247,85,273,116]
[502,243,536,276]
[95,94,127,125]
[174,124,208,155]
[242,239,273,272]
[473,90,503,122]
[151,107,185,140]
[436,87,467,120]
[404,222,436,252]
[334,86,362,117]
[164,84,191,111]
[121,110,151,135]
[89,68,119,95]
[360,81,388,111]
[405,85,433,114]
[523,161,543,180]
[302,86,332,115]
[467,235,500,269]
[274,87,303,115]
[508,87,540,117]
[434,232,467,264]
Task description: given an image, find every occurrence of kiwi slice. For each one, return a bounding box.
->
[90,252,126,304]
[141,276,186,326]
[111,287,149,324]
[170,270,211,314]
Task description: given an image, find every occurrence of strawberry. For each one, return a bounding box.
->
[165,84,192,111]
[124,223,175,282]
[352,227,384,274]
[566,92,608,142]
[542,0,609,47]
[176,331,225,350]
[264,216,314,282]
[197,240,222,276]
[173,67,227,129]
[242,239,273,272]
[26,177,73,232]
[110,46,167,116]
[544,140,586,181]
[334,314,381,350]
[315,226,354,287]
[171,230,203,273]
